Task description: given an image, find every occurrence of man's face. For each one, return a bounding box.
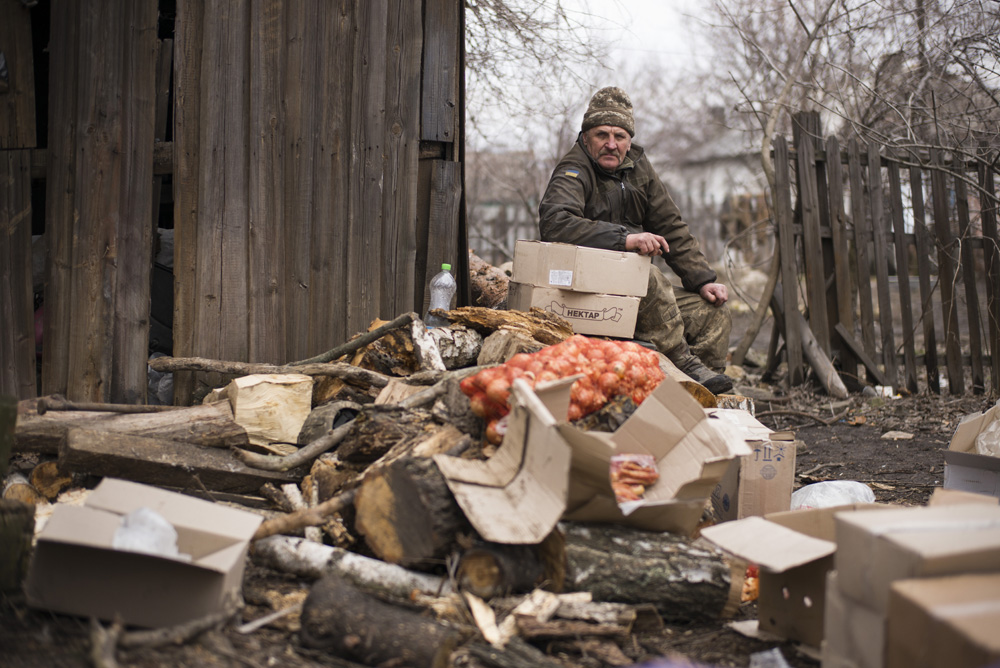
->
[583,125,631,170]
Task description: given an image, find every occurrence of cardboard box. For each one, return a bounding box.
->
[507,281,641,338]
[701,504,887,648]
[436,373,755,542]
[26,478,263,628]
[886,573,1000,668]
[709,409,796,521]
[835,503,1000,614]
[927,487,1000,507]
[512,240,650,296]
[945,401,1000,498]
[823,571,886,668]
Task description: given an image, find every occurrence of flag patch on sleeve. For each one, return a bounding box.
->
[564,169,580,178]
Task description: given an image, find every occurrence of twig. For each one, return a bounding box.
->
[235,602,304,635]
[289,312,418,366]
[756,408,850,426]
[90,617,122,668]
[117,601,240,649]
[799,462,844,477]
[234,417,357,472]
[253,488,358,541]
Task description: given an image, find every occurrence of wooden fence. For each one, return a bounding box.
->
[774,112,999,396]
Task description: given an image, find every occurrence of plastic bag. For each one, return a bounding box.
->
[112,507,191,561]
[790,480,875,510]
[975,418,1000,458]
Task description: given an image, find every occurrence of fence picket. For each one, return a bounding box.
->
[930,149,965,393]
[908,166,941,392]
[795,130,831,353]
[978,145,1000,394]
[887,159,918,393]
[954,155,985,393]
[867,143,898,387]
[847,139,878,370]
[774,136,804,384]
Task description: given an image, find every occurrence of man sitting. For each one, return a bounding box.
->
[537,86,733,395]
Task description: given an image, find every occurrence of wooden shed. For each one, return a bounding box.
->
[0,0,467,403]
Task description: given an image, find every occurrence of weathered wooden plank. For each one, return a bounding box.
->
[348,0,389,331]
[774,136,803,385]
[930,149,964,393]
[886,158,918,394]
[978,146,1000,394]
[421,0,460,143]
[150,38,173,233]
[381,0,423,318]
[423,161,463,317]
[283,1,320,360]
[954,155,985,393]
[249,0,286,364]
[833,323,891,388]
[908,166,939,392]
[60,428,298,493]
[0,0,36,148]
[825,136,857,380]
[308,1,355,355]
[866,143,898,387]
[110,0,158,404]
[67,1,126,402]
[794,130,830,354]
[0,149,35,398]
[847,139,878,367]
[172,0,205,404]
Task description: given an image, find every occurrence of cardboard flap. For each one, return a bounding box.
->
[950,401,1000,453]
[85,478,262,540]
[701,515,836,572]
[38,505,121,548]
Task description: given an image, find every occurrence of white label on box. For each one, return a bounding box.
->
[548,269,573,287]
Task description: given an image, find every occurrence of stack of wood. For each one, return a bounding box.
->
[6,271,746,666]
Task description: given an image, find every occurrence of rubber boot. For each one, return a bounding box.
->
[670,349,733,395]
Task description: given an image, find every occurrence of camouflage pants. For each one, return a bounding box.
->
[633,268,732,372]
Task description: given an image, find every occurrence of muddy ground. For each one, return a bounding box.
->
[3,374,994,668]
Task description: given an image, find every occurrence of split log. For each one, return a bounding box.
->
[458,637,567,668]
[477,327,546,366]
[226,374,313,445]
[59,428,299,493]
[561,523,740,622]
[297,401,362,445]
[428,325,483,369]
[514,616,628,641]
[29,461,73,500]
[290,312,417,365]
[14,399,249,456]
[299,572,469,667]
[354,454,473,567]
[251,535,454,598]
[444,306,573,346]
[469,250,511,309]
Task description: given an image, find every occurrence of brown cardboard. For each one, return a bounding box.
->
[823,571,886,668]
[834,503,1000,614]
[25,478,262,628]
[437,373,755,541]
[701,504,888,648]
[709,409,796,521]
[927,487,1000,507]
[886,573,1000,668]
[945,401,1000,498]
[434,378,572,544]
[507,281,641,338]
[511,240,650,296]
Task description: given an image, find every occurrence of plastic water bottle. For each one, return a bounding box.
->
[425,263,456,327]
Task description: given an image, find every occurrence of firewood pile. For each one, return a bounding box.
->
[5,304,750,668]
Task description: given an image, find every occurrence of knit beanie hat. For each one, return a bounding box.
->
[581,87,635,137]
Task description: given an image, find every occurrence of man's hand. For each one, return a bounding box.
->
[626,232,669,256]
[699,282,728,305]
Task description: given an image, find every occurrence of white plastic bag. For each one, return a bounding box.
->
[790,480,876,510]
[112,506,190,561]
[975,418,1000,458]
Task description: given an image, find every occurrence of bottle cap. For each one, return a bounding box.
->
[441,263,452,271]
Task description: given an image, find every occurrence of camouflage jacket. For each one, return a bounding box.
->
[537,134,716,293]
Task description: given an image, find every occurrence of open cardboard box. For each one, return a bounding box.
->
[709,409,796,521]
[701,504,887,648]
[436,373,755,544]
[25,478,263,628]
[945,400,1000,498]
